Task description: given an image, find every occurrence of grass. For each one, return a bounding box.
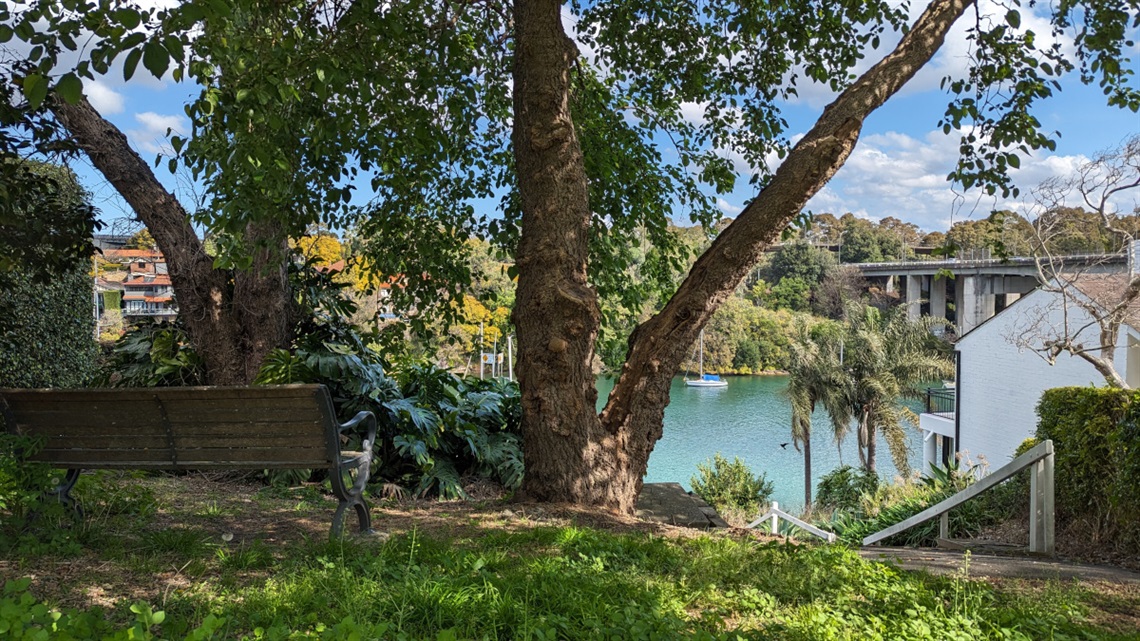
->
[1,473,1138,640]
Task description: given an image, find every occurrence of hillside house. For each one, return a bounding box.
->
[918,270,1140,475]
[102,249,176,319]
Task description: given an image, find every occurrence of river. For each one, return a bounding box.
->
[595,375,923,512]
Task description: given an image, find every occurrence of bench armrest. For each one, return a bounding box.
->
[339,411,378,452]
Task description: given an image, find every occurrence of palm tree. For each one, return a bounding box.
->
[839,303,954,475]
[784,320,848,508]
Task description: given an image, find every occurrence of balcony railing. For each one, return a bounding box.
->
[924,386,955,415]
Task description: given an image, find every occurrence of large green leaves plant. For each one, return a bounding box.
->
[381,366,522,499]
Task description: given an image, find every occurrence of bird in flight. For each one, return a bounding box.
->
[779,443,789,449]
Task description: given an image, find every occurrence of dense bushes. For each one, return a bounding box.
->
[0,162,99,389]
[1036,387,1140,548]
[0,267,99,389]
[101,261,524,499]
[815,463,1010,547]
[815,465,879,513]
[691,453,773,523]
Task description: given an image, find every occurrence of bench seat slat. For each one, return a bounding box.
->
[12,421,328,440]
[14,434,331,449]
[173,435,325,449]
[2,385,326,402]
[29,435,171,449]
[34,460,329,470]
[5,407,323,425]
[33,446,329,465]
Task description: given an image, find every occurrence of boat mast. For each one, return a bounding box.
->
[699,329,704,377]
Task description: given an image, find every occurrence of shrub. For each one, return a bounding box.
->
[815,465,879,512]
[818,461,1009,547]
[376,365,523,498]
[0,267,99,389]
[254,261,523,499]
[691,453,773,520]
[1036,387,1140,548]
[0,162,99,389]
[100,319,206,387]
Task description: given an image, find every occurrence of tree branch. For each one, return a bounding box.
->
[602,0,974,431]
[49,94,248,384]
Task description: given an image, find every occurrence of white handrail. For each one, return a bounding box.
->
[747,501,838,543]
[862,439,1054,555]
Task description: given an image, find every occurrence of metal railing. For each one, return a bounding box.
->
[925,387,956,415]
[746,501,837,543]
[863,439,1055,555]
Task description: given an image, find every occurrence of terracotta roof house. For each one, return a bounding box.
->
[121,272,175,319]
[917,266,1140,475]
[102,249,176,319]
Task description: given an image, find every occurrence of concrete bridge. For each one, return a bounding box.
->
[854,253,1127,333]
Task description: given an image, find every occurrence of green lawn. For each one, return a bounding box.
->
[1,473,1137,640]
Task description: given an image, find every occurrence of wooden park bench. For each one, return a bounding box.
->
[0,384,377,537]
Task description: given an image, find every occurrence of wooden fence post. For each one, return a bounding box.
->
[1029,447,1055,555]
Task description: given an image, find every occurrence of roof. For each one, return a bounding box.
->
[95,278,124,291]
[1066,272,1140,332]
[124,274,172,287]
[103,249,163,261]
[957,271,1140,344]
[316,260,347,274]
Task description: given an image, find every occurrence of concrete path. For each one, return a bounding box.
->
[861,547,1140,583]
[636,482,728,528]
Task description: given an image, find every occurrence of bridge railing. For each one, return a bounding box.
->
[863,439,1055,555]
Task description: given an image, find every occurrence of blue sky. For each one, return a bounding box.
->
[67,0,1140,235]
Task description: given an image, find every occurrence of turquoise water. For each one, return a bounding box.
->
[596,375,922,512]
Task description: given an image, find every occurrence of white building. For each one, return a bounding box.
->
[919,271,1140,475]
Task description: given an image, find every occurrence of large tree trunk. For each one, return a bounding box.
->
[511,0,639,509]
[513,0,972,513]
[50,96,291,384]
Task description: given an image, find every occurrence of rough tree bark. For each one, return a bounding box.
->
[513,0,973,512]
[50,96,291,384]
[511,0,625,505]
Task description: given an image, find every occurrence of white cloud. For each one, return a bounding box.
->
[127,112,187,155]
[802,127,1096,231]
[84,80,125,114]
[679,102,709,126]
[717,198,743,215]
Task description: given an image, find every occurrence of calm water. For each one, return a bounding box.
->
[596,375,922,512]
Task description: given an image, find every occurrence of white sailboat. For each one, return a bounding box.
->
[685,330,728,388]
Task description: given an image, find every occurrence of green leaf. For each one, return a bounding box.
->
[55,73,83,104]
[22,73,48,109]
[123,48,143,81]
[114,8,142,30]
[1005,10,1020,29]
[142,40,170,78]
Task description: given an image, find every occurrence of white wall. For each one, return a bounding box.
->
[956,287,1129,469]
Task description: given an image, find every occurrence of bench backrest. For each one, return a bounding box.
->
[0,385,342,470]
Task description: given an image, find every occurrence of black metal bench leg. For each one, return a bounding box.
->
[51,469,83,520]
[331,457,374,537]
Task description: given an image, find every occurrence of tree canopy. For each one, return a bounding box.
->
[2,0,1138,510]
